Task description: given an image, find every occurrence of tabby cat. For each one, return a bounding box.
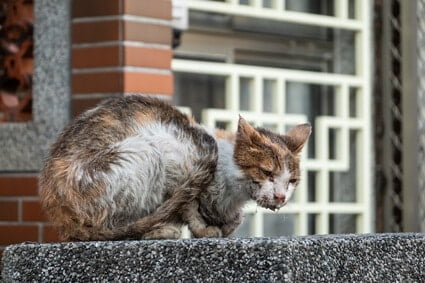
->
[39,95,311,240]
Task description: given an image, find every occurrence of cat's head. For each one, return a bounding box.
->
[234,117,311,211]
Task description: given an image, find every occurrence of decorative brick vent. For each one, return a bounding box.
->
[0,0,33,123]
[2,234,425,281]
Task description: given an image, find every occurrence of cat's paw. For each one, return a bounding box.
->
[195,226,223,238]
[221,212,244,237]
[221,223,239,237]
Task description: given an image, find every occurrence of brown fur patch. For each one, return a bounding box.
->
[51,158,70,175]
[100,114,120,128]
[132,108,155,126]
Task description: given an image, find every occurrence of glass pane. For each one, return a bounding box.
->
[263,123,278,131]
[349,87,358,117]
[307,171,317,202]
[240,77,254,111]
[174,73,226,122]
[285,0,333,16]
[329,130,358,202]
[329,214,357,234]
[286,83,335,116]
[263,0,273,8]
[232,214,252,237]
[308,214,317,234]
[328,128,342,160]
[348,0,356,19]
[263,79,277,113]
[332,30,356,75]
[286,82,335,159]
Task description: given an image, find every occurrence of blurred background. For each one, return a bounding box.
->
[0,0,423,256]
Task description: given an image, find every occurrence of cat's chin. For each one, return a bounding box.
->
[254,200,285,212]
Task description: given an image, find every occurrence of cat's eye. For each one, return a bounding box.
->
[289,179,298,184]
[260,168,273,177]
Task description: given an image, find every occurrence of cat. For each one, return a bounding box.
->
[39,95,311,241]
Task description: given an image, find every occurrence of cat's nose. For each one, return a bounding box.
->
[274,193,285,203]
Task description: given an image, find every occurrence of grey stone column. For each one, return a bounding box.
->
[0,0,71,171]
[417,0,425,233]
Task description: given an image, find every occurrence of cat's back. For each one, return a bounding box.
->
[49,95,194,157]
[39,95,217,215]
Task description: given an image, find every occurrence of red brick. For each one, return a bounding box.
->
[0,175,38,197]
[123,0,172,20]
[72,0,172,20]
[124,22,171,45]
[43,226,62,243]
[22,200,47,222]
[72,46,172,69]
[72,46,120,68]
[0,225,39,245]
[73,21,120,43]
[72,0,120,18]
[72,72,122,94]
[124,72,173,94]
[0,201,18,221]
[124,46,171,69]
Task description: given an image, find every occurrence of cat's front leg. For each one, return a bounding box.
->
[182,201,222,238]
[221,211,244,237]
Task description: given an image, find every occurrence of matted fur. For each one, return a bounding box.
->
[39,95,311,240]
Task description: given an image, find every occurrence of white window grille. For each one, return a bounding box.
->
[174,0,372,236]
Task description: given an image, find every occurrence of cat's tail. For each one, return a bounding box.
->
[91,185,198,241]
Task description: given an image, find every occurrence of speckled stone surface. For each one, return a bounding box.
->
[2,233,425,282]
[0,0,71,171]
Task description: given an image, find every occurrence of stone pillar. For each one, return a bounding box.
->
[71,0,174,117]
[378,0,425,232]
[417,0,425,232]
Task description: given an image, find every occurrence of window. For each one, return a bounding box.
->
[174,0,372,236]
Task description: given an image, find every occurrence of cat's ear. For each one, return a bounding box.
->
[282,123,312,154]
[236,116,262,145]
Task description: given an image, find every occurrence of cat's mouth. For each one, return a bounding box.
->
[255,198,285,211]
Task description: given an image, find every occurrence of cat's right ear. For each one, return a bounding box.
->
[236,116,262,145]
[282,123,312,154]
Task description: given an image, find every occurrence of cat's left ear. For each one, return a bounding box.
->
[282,123,312,154]
[236,115,262,145]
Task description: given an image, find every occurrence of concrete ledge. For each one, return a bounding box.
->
[2,233,425,282]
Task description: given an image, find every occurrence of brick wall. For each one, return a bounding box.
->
[0,0,173,260]
[71,0,174,117]
[0,175,60,259]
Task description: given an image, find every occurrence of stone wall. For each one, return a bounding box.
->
[2,233,425,282]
